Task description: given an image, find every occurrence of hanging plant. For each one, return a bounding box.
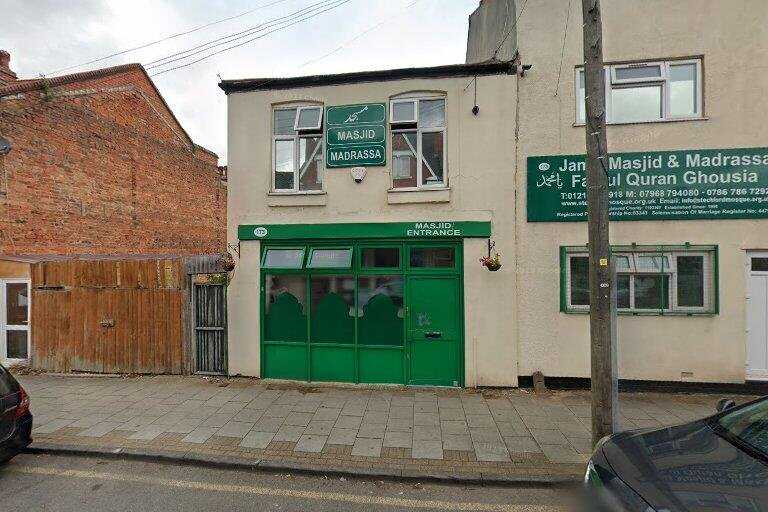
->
[479,252,502,272]
[218,252,236,272]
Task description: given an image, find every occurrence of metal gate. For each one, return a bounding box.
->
[194,283,227,374]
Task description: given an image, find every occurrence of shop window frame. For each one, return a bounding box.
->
[559,245,718,316]
[407,243,459,273]
[307,246,354,270]
[258,240,464,385]
[260,246,307,270]
[358,244,403,273]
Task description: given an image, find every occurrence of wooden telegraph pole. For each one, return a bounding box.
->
[581,0,618,446]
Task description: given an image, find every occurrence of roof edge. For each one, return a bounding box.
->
[0,62,220,159]
[0,63,144,96]
[218,60,515,94]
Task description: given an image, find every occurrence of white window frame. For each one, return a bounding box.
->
[389,99,418,124]
[575,58,703,125]
[750,252,768,275]
[392,149,414,180]
[389,95,447,190]
[294,105,323,131]
[272,105,324,194]
[0,278,31,364]
[565,248,715,314]
[610,62,665,85]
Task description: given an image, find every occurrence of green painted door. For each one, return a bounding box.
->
[407,276,461,386]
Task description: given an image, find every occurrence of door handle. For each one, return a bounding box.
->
[425,331,442,339]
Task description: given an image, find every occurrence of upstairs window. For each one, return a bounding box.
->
[390,96,446,189]
[576,58,702,124]
[273,106,324,193]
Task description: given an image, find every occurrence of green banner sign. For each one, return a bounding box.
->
[527,147,768,222]
[325,103,387,168]
[238,221,492,241]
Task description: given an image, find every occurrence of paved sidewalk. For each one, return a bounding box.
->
[15,373,752,482]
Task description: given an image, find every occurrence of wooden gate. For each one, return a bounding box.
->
[193,281,227,374]
[31,258,187,374]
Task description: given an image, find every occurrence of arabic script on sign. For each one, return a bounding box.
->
[344,105,369,124]
[536,172,563,188]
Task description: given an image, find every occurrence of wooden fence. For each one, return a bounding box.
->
[31,258,191,374]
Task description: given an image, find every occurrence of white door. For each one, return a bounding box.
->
[0,279,31,364]
[747,253,768,380]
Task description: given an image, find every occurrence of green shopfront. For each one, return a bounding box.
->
[238,222,491,387]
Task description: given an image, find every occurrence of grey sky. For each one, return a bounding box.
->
[1,0,481,162]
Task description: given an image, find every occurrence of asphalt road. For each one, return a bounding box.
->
[0,453,579,511]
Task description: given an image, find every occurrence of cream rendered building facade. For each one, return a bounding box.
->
[493,0,768,384]
[224,0,768,387]
[222,64,521,387]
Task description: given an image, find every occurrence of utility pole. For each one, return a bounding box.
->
[581,0,617,447]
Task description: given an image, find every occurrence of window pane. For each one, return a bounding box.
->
[310,276,354,343]
[393,152,414,180]
[296,107,322,130]
[570,256,590,306]
[615,255,631,272]
[308,249,353,268]
[611,85,662,123]
[752,258,768,272]
[635,275,670,309]
[678,256,704,307]
[299,137,323,191]
[392,101,416,123]
[263,249,304,269]
[617,274,630,309]
[6,283,28,325]
[392,132,418,188]
[274,109,297,135]
[421,131,445,186]
[274,139,295,190]
[6,330,28,359]
[636,254,670,272]
[265,275,307,341]
[419,99,445,127]
[670,64,697,117]
[361,248,400,268]
[576,70,586,123]
[358,276,404,346]
[615,65,662,81]
[410,247,455,268]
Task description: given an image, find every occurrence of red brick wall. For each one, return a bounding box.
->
[0,71,226,256]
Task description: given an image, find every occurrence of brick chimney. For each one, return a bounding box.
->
[0,50,18,85]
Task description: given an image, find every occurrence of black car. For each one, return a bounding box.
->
[0,364,32,463]
[585,396,768,511]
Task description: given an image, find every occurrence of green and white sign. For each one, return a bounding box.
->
[527,147,768,222]
[325,103,386,168]
[238,221,491,241]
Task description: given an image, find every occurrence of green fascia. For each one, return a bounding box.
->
[239,221,491,241]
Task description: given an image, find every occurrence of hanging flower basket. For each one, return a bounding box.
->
[218,252,236,272]
[479,253,502,272]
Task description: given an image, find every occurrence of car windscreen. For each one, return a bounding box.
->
[716,399,768,459]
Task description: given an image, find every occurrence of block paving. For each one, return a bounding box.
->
[16,374,754,480]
